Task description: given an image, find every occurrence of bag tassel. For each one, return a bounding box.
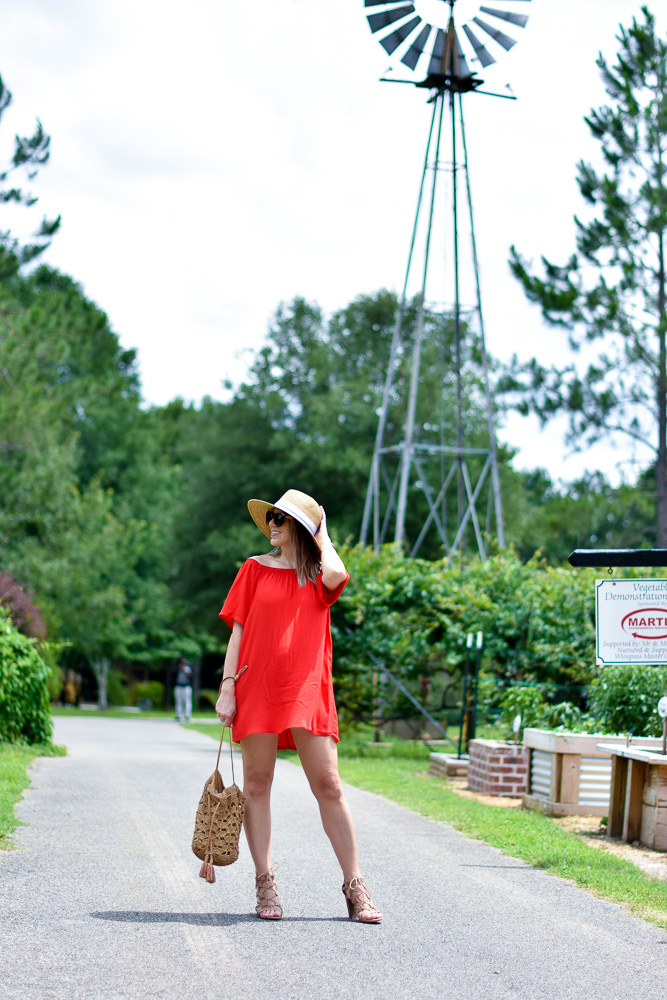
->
[199,796,220,884]
[199,855,216,883]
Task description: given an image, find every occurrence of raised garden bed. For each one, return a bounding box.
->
[599,743,667,850]
[523,728,662,817]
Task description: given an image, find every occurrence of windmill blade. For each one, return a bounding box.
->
[364,0,407,6]
[472,17,516,51]
[462,24,496,67]
[452,28,472,78]
[479,7,529,28]
[427,28,445,77]
[367,5,415,34]
[401,23,432,70]
[380,15,422,55]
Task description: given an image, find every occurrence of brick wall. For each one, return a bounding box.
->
[468,739,527,798]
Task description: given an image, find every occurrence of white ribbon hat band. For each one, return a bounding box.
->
[275,498,318,536]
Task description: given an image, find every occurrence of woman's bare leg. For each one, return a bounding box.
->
[240,733,279,875]
[290,728,360,880]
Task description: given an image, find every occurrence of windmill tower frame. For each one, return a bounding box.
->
[360,0,529,558]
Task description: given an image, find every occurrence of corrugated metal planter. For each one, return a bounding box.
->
[522,729,662,817]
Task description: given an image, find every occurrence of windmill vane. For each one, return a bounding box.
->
[365,1,530,89]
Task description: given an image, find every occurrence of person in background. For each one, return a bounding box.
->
[174,657,193,723]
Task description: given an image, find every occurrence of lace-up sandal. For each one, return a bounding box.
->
[255,869,283,920]
[342,876,382,923]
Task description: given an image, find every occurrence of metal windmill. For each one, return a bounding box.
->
[359,0,530,558]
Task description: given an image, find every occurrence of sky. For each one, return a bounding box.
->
[0,0,658,485]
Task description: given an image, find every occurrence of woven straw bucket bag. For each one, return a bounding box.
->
[192,728,245,882]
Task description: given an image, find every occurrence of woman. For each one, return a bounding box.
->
[215,488,382,924]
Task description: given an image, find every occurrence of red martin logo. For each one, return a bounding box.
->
[621,608,667,640]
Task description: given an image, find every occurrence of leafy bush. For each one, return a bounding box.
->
[333,545,600,726]
[132,681,164,709]
[588,665,667,737]
[331,544,667,735]
[0,608,52,743]
[544,700,586,732]
[500,685,550,738]
[500,685,588,739]
[475,674,504,724]
[107,668,129,707]
[496,667,667,739]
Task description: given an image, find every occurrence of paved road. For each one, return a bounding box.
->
[1,718,666,1000]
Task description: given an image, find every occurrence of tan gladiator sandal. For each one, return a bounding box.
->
[342,876,382,923]
[255,869,283,920]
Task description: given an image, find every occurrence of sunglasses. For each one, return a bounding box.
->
[266,510,292,527]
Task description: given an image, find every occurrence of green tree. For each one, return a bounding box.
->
[171,395,295,624]
[19,482,182,709]
[0,266,144,554]
[0,74,60,276]
[0,260,206,703]
[506,8,667,541]
[238,292,504,555]
[507,469,656,562]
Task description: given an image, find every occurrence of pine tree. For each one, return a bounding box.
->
[0,74,60,276]
[506,8,667,542]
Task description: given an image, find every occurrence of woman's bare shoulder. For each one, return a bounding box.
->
[248,554,275,567]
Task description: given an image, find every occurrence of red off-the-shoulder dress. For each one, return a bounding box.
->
[219,558,349,750]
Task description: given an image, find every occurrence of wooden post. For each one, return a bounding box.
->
[551,752,563,805]
[622,759,646,843]
[560,753,581,805]
[608,754,628,838]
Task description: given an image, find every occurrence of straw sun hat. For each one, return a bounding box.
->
[247,489,322,540]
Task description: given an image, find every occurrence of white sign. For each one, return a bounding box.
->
[596,579,667,665]
[658,697,667,719]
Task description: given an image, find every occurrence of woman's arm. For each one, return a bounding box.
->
[215,620,244,727]
[315,507,348,590]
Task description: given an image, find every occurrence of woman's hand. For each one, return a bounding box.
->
[314,506,332,552]
[316,506,348,589]
[216,683,237,728]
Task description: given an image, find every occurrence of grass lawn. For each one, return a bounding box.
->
[188,723,667,931]
[0,743,66,850]
[51,707,218,721]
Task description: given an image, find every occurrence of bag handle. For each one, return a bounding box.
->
[214,663,246,784]
[215,725,236,786]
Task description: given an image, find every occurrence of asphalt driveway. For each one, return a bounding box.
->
[1,716,665,1000]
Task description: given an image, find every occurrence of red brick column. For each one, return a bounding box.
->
[468,739,527,798]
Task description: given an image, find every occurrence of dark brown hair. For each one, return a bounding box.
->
[271,519,320,586]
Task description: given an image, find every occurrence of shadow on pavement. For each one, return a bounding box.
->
[459,864,535,869]
[90,911,353,925]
